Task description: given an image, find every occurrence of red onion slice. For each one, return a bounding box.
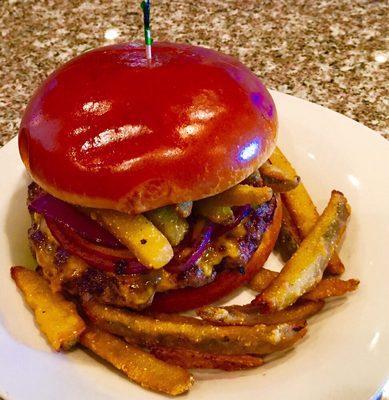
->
[46,218,148,274]
[29,194,123,248]
[165,223,214,273]
[214,205,252,238]
[165,205,252,274]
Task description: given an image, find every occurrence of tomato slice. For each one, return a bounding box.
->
[46,218,147,274]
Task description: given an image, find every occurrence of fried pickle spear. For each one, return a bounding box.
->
[83,302,306,356]
[11,266,86,351]
[151,346,264,371]
[270,147,345,275]
[146,205,189,246]
[80,327,193,396]
[194,203,235,224]
[197,300,324,326]
[252,191,350,312]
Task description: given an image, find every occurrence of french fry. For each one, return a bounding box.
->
[151,346,264,371]
[252,191,351,312]
[175,201,193,218]
[90,210,173,268]
[271,147,345,275]
[260,161,300,192]
[10,266,85,351]
[275,204,301,261]
[83,302,307,355]
[250,269,359,301]
[248,268,278,292]
[197,184,273,208]
[80,327,193,396]
[303,278,359,301]
[146,206,189,246]
[197,300,324,326]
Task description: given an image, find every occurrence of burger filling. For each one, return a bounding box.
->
[27,174,277,310]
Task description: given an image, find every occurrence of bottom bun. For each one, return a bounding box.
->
[147,195,282,313]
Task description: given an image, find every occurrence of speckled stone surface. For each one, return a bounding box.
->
[0,0,388,148]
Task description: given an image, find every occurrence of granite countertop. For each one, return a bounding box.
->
[0,3,387,400]
[0,0,387,147]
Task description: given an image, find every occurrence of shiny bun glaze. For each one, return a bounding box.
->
[19,42,277,213]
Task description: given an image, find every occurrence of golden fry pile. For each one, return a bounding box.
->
[11,147,359,396]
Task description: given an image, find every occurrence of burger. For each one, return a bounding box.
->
[19,42,281,313]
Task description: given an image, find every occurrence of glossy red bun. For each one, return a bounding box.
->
[19,42,277,213]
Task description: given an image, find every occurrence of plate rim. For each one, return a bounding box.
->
[1,91,388,400]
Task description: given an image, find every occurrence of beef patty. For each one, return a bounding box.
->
[28,189,277,310]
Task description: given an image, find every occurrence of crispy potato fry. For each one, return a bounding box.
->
[197,300,324,326]
[252,191,351,312]
[271,147,345,275]
[151,346,264,371]
[194,202,235,224]
[260,161,300,192]
[146,206,189,246]
[91,210,173,268]
[276,203,301,261]
[175,201,193,218]
[84,302,307,355]
[11,266,85,351]
[80,327,193,396]
[197,184,273,208]
[250,269,359,301]
[303,278,359,301]
[248,268,278,292]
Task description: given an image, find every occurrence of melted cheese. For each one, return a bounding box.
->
[196,223,247,277]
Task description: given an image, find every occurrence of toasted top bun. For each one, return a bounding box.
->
[19,42,277,213]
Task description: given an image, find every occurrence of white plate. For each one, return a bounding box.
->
[1,91,388,400]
